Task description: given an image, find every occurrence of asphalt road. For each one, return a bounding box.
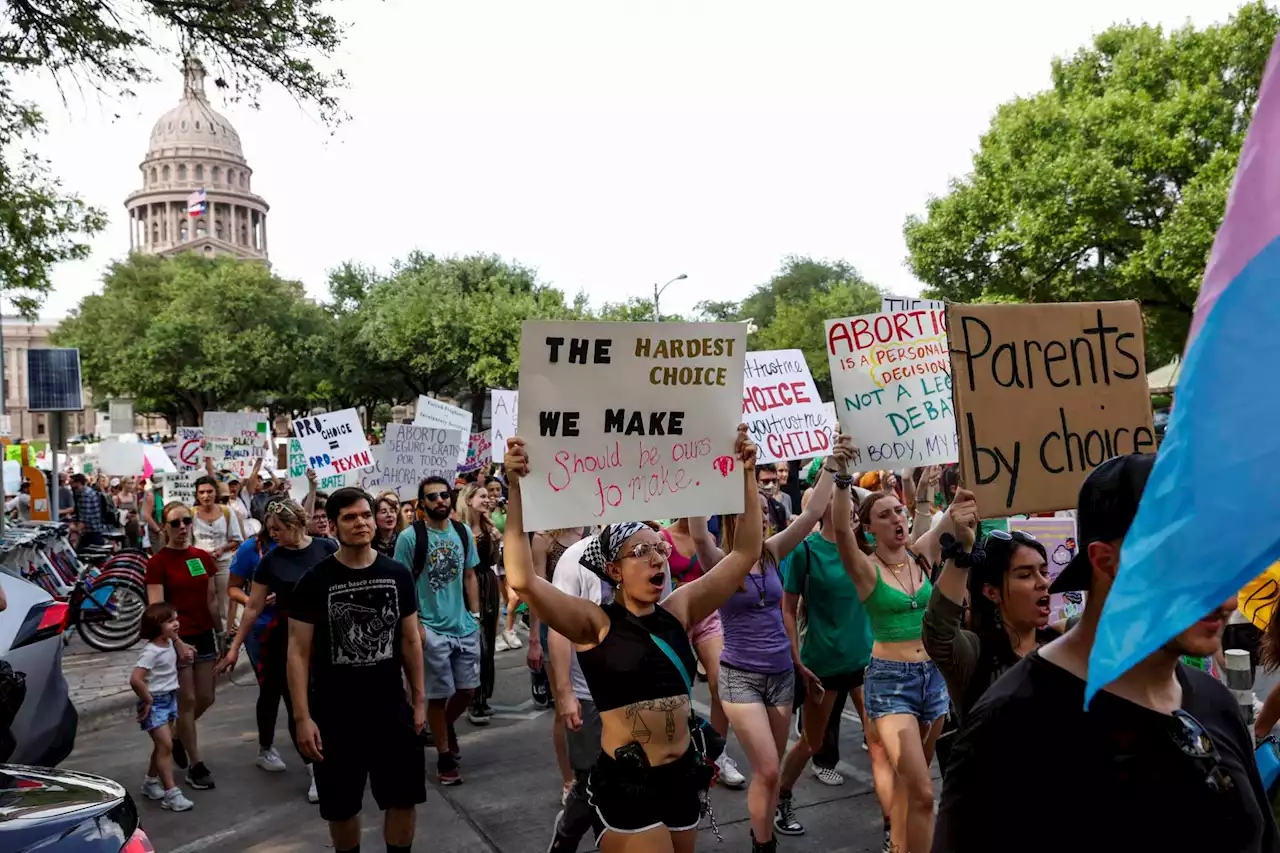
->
[66,639,898,853]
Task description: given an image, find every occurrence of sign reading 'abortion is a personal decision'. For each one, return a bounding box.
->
[825,309,958,466]
[518,321,747,530]
[291,408,370,478]
[742,349,833,464]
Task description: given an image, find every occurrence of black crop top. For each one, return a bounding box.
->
[577,600,698,712]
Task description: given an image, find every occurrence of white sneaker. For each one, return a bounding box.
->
[307,764,319,804]
[503,629,523,650]
[495,633,510,652]
[140,776,165,801]
[162,787,194,811]
[812,765,845,786]
[717,754,746,788]
[256,746,287,773]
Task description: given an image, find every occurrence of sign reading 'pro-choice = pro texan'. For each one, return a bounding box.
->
[824,309,958,466]
[947,301,1156,515]
[518,321,747,531]
[290,408,371,478]
[742,349,833,464]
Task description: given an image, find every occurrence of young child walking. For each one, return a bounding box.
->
[131,602,194,811]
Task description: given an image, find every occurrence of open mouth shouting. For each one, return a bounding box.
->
[648,571,665,592]
[1036,595,1051,618]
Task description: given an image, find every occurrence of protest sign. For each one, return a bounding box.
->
[202,411,270,461]
[490,390,518,454]
[518,321,747,530]
[742,349,833,464]
[157,470,197,506]
[97,440,147,475]
[177,427,203,470]
[824,308,957,467]
[291,408,371,478]
[948,301,1156,515]
[882,296,945,314]
[379,423,465,500]
[414,396,472,465]
[460,431,493,474]
[1005,517,1086,624]
[287,438,348,500]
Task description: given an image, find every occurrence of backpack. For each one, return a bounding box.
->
[410,519,472,581]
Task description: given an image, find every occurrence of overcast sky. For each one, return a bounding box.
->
[21,0,1252,319]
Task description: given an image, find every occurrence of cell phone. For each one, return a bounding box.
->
[613,741,650,770]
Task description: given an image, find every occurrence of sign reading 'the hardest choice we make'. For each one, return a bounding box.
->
[518,321,748,530]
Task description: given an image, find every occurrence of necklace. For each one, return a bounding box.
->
[878,552,920,609]
[747,569,768,608]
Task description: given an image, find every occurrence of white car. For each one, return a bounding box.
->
[0,571,77,765]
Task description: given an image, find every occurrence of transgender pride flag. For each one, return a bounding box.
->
[1088,36,1280,703]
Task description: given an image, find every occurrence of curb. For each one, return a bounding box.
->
[76,691,137,733]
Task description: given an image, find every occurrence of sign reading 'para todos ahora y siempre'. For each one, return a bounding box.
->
[742,349,833,464]
[291,408,371,478]
[518,321,748,530]
[379,423,464,500]
[824,308,958,466]
[948,301,1156,515]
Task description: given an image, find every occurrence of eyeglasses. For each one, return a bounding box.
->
[167,517,194,529]
[623,541,674,561]
[422,491,450,503]
[1169,709,1234,793]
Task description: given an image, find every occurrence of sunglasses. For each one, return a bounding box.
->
[986,529,1038,544]
[1170,709,1234,793]
[623,541,674,561]
[422,491,450,503]
[168,517,194,529]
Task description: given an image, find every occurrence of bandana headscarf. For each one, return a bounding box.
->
[579,521,649,582]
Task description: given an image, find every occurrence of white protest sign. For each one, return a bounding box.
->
[518,321,747,530]
[490,390,518,453]
[824,308,958,467]
[157,470,198,506]
[742,349,833,464]
[177,427,203,470]
[881,296,946,314]
[414,396,472,465]
[290,408,371,477]
[202,411,271,460]
[378,423,464,500]
[459,431,493,475]
[97,440,147,475]
[287,438,350,500]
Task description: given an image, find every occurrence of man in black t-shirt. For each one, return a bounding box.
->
[933,454,1280,853]
[289,488,427,853]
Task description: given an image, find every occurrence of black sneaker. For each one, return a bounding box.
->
[773,792,803,836]
[186,761,215,790]
[172,737,188,770]
[437,752,462,786]
[751,830,778,853]
[881,822,892,853]
[531,669,551,708]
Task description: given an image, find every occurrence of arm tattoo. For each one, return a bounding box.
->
[624,697,686,743]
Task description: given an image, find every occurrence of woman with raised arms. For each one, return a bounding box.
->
[504,426,763,853]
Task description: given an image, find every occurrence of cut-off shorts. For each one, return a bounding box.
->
[864,657,949,722]
[717,662,795,707]
[687,610,723,647]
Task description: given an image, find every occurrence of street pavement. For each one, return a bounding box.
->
[63,629,901,852]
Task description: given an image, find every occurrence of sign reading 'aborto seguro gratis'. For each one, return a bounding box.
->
[518,321,748,530]
[948,301,1156,515]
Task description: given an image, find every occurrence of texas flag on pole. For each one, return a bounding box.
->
[187,188,207,217]
[1087,36,1280,702]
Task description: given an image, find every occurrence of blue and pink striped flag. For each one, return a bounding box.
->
[1088,36,1280,702]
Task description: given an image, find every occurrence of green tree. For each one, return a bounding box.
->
[53,254,330,425]
[904,2,1280,365]
[597,296,686,323]
[1,0,350,312]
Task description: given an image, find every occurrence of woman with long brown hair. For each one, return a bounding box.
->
[373,491,404,557]
[457,483,503,724]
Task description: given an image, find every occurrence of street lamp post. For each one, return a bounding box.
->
[652,274,688,322]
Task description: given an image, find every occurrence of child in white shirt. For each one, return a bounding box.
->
[130,602,194,812]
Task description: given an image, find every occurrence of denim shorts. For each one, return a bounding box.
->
[139,690,179,732]
[864,657,949,722]
[424,627,481,699]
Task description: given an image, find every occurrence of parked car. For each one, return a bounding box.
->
[1153,407,1170,439]
[0,571,77,765]
[0,764,153,851]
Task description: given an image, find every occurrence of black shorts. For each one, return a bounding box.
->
[587,747,702,841]
[178,630,217,665]
[794,666,866,708]
[313,701,426,822]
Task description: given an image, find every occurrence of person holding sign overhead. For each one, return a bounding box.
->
[503,426,763,853]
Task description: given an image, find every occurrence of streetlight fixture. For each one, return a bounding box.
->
[652,274,688,322]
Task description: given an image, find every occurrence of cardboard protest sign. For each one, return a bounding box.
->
[177,427,203,470]
[379,423,465,499]
[518,321,747,530]
[824,308,957,467]
[948,301,1156,515]
[882,296,945,314]
[459,431,493,474]
[742,350,833,464]
[202,412,271,461]
[1005,516,1086,624]
[290,408,371,478]
[490,390,518,454]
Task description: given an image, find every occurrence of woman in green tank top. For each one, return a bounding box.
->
[828,434,976,853]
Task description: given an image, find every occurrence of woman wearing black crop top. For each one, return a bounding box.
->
[504,426,763,853]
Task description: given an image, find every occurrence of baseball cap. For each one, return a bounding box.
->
[1049,453,1156,594]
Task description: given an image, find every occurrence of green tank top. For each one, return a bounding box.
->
[863,559,931,643]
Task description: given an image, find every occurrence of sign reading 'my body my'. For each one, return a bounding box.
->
[948,301,1156,515]
[742,349,832,464]
[380,423,464,500]
[518,321,748,530]
[291,408,370,477]
[825,309,957,467]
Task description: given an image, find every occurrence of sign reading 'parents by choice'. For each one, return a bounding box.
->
[824,308,958,466]
[518,321,748,530]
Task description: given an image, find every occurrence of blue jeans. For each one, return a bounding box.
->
[864,657,949,722]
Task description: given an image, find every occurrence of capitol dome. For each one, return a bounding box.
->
[124,56,270,261]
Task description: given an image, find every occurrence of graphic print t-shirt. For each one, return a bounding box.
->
[290,554,417,713]
[393,523,479,636]
[254,537,339,614]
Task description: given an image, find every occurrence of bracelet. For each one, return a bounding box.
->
[824,466,841,475]
[833,473,854,489]
[939,533,985,569]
